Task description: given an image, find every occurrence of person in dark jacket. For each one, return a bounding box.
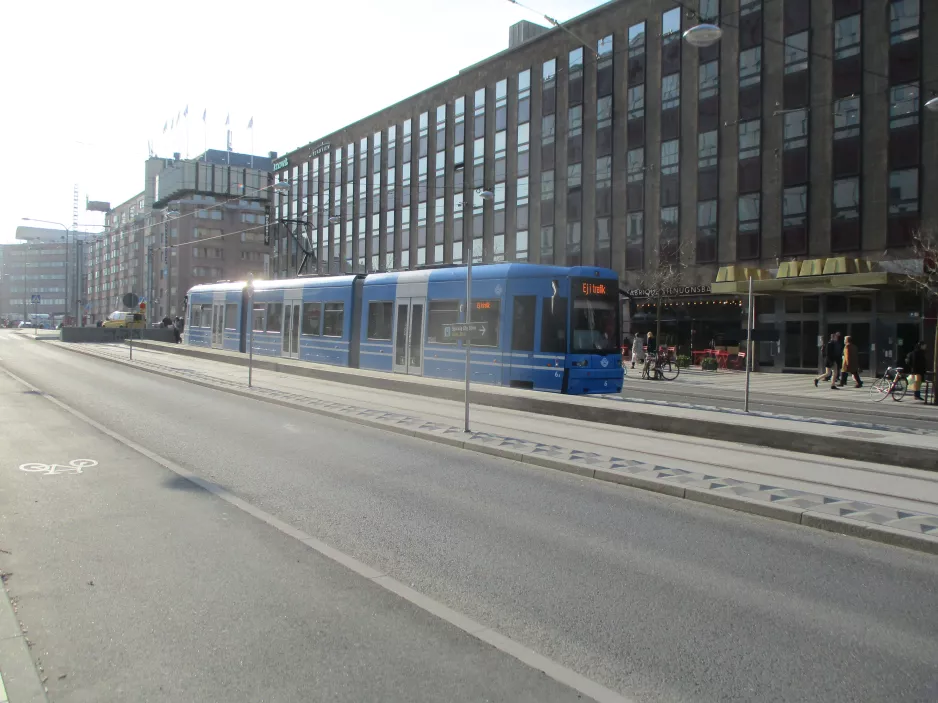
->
[815,332,841,389]
[906,341,929,401]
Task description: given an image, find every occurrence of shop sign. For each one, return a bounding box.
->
[271,156,289,171]
[627,284,712,298]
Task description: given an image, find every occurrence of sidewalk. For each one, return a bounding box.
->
[48,340,938,555]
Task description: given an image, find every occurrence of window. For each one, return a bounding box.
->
[541,297,567,353]
[699,61,719,99]
[627,85,644,119]
[697,200,718,262]
[889,169,919,214]
[739,193,761,230]
[699,130,718,167]
[890,84,919,129]
[425,301,459,344]
[661,74,680,110]
[833,178,860,219]
[516,230,529,261]
[541,170,554,200]
[738,120,761,159]
[661,139,679,174]
[597,96,612,127]
[626,212,643,268]
[301,302,322,335]
[568,104,583,135]
[542,58,556,81]
[784,31,808,72]
[890,0,919,44]
[627,148,644,181]
[834,97,860,139]
[542,113,555,141]
[628,22,645,55]
[783,185,807,227]
[740,0,761,15]
[224,304,238,329]
[739,47,762,87]
[322,302,344,336]
[366,301,392,340]
[511,296,536,351]
[662,7,681,40]
[834,16,861,58]
[471,300,500,347]
[266,303,283,332]
[700,0,719,23]
[783,109,808,149]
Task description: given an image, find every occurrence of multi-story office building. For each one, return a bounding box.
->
[85,150,272,324]
[0,227,87,324]
[270,0,935,372]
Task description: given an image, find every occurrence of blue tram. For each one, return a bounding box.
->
[184,263,623,395]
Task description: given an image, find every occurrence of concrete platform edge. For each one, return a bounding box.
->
[0,571,49,703]
[115,339,938,472]
[53,341,938,556]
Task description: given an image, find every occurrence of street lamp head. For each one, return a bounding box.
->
[478,190,495,202]
[165,209,181,217]
[926,95,938,113]
[328,215,342,224]
[272,181,291,192]
[683,23,723,47]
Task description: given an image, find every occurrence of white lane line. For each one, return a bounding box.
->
[1,366,634,703]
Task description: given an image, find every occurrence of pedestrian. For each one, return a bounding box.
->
[815,332,841,390]
[841,335,863,388]
[630,331,644,369]
[906,341,928,401]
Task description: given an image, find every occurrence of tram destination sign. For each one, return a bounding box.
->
[443,323,487,340]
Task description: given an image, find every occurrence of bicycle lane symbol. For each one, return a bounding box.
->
[18,459,97,476]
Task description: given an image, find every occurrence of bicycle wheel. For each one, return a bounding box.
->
[658,359,680,381]
[869,377,891,402]
[891,376,908,401]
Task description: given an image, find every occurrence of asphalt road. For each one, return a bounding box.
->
[2,331,938,702]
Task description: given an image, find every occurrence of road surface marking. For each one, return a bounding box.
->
[18,459,97,475]
[0,367,634,703]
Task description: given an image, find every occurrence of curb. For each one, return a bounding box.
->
[118,339,938,472]
[0,571,48,703]
[49,341,938,557]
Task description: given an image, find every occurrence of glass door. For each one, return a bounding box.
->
[281,302,301,359]
[211,303,225,348]
[391,298,425,375]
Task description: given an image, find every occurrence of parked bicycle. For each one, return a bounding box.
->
[869,366,908,402]
[641,347,680,381]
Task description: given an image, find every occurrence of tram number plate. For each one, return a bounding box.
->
[443,323,487,340]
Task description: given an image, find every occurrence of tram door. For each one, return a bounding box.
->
[281,291,302,359]
[392,297,425,376]
[211,294,226,349]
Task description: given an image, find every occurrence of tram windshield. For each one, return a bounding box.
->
[570,279,619,353]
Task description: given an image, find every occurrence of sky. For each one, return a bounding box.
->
[0,0,608,244]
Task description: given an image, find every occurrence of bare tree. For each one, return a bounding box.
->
[904,225,938,403]
[636,239,694,344]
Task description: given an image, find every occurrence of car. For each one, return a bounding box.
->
[102,311,146,329]
[18,321,35,328]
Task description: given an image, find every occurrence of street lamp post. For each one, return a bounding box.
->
[463,189,495,433]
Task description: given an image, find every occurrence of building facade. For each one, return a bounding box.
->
[271,0,935,372]
[0,227,85,324]
[85,150,272,324]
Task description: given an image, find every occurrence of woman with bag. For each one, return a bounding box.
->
[841,336,863,388]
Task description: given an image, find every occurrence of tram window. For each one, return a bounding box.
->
[301,302,322,335]
[572,299,617,352]
[511,295,536,351]
[322,302,344,336]
[426,300,460,343]
[200,305,213,327]
[192,305,202,328]
[252,306,266,333]
[541,297,567,353]
[224,304,238,330]
[472,300,500,347]
[266,303,283,332]
[367,301,393,340]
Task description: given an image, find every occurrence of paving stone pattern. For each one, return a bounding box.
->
[74,344,938,540]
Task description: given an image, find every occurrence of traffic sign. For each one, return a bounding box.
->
[122,293,140,309]
[443,322,487,340]
[30,294,41,304]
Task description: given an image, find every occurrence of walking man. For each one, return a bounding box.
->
[906,341,929,401]
[815,332,841,390]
